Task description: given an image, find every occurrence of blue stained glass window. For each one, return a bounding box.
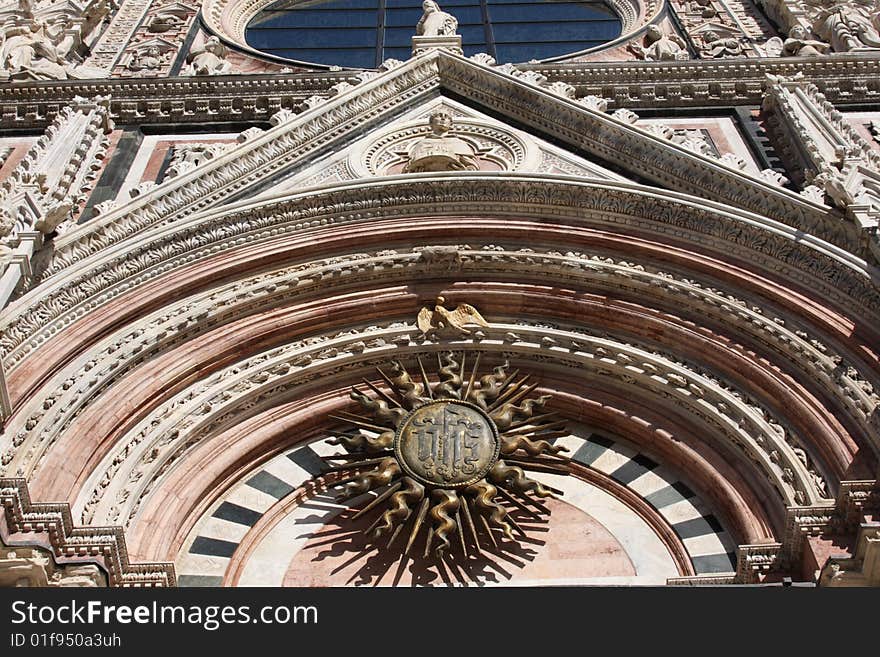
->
[245,0,622,68]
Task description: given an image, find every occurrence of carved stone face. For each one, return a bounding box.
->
[429,112,453,135]
[790,26,807,40]
[647,25,663,41]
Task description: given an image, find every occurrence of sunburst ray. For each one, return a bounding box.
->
[321,352,574,559]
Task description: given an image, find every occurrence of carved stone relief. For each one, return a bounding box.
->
[669,0,778,58]
[629,24,690,61]
[355,106,539,177]
[163,142,230,180]
[111,2,197,77]
[760,0,880,53]
[182,35,233,76]
[0,0,111,82]
[0,545,105,587]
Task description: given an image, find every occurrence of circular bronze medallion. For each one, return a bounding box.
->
[394,399,500,488]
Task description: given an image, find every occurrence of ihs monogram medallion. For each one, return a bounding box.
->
[323,352,572,559]
[395,399,500,487]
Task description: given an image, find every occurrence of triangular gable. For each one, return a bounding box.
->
[46,48,837,279]
[247,96,633,201]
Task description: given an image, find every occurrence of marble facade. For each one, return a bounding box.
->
[0,0,878,588]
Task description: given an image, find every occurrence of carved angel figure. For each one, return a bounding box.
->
[629,25,689,61]
[417,296,490,337]
[183,36,233,76]
[0,19,77,81]
[700,30,745,58]
[416,0,458,37]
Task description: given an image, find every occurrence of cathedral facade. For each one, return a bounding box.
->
[0,0,878,587]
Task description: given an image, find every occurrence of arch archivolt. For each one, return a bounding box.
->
[2,177,878,372]
[3,238,877,493]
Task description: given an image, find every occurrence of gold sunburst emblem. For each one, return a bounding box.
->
[323,352,571,559]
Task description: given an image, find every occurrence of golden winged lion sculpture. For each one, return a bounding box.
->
[417,296,490,337]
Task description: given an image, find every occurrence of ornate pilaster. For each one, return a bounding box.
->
[0,95,113,305]
[763,74,880,261]
[84,1,155,72]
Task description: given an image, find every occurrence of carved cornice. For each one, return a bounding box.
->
[0,478,175,587]
[1,53,880,130]
[524,53,880,108]
[0,72,356,129]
